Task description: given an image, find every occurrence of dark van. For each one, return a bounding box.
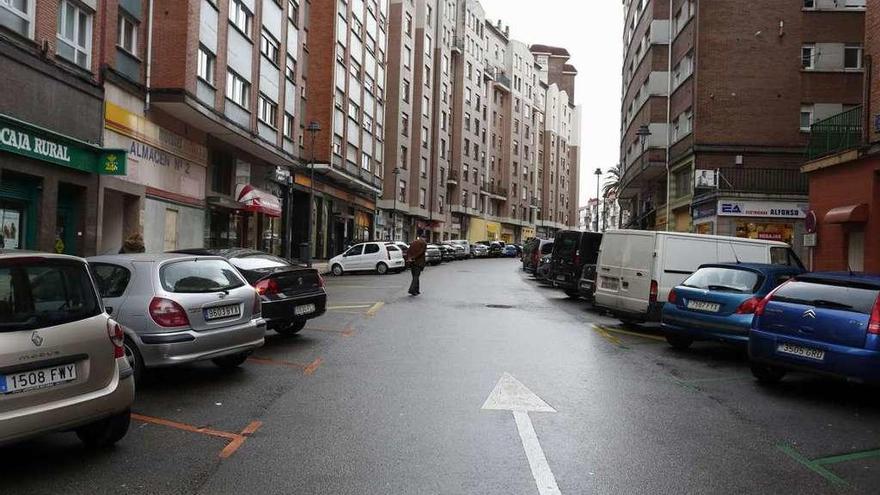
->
[522,238,554,273]
[550,231,603,298]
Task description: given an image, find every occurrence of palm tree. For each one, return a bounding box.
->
[603,166,622,229]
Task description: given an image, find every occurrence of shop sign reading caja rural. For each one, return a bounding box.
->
[0,114,126,175]
[717,200,808,219]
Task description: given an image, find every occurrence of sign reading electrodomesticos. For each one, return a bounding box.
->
[717,200,808,219]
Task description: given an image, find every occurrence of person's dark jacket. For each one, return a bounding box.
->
[407,238,428,268]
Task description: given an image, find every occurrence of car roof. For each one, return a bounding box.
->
[173,248,275,259]
[698,262,802,274]
[88,253,214,263]
[797,271,880,287]
[0,250,88,263]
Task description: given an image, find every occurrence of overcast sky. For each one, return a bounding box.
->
[478,0,624,208]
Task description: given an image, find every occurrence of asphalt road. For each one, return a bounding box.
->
[3,258,880,494]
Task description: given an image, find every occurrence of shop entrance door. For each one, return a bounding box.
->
[57,184,82,255]
[848,229,865,272]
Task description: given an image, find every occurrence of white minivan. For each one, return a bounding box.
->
[593,230,804,323]
[329,242,406,276]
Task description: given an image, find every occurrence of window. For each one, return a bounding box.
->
[283,113,294,139]
[404,46,412,68]
[419,188,427,208]
[421,127,429,148]
[845,0,866,7]
[198,46,216,85]
[258,94,278,127]
[845,44,863,70]
[91,264,132,299]
[285,55,297,82]
[288,0,299,26]
[400,145,408,169]
[800,104,813,131]
[261,30,280,65]
[402,113,409,136]
[117,14,137,54]
[1,0,34,37]
[420,157,428,177]
[801,44,815,70]
[229,0,253,37]
[403,79,410,102]
[226,70,251,109]
[398,180,406,202]
[160,260,244,293]
[405,13,413,36]
[57,0,93,69]
[803,0,815,7]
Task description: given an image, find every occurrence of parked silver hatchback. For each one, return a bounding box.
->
[87,254,266,381]
[0,251,134,447]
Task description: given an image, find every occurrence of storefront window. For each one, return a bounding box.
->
[0,207,23,249]
[735,221,794,244]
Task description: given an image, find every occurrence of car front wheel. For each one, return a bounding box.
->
[212,352,250,369]
[751,363,786,384]
[76,409,131,448]
[276,320,306,336]
[331,264,344,276]
[666,334,694,350]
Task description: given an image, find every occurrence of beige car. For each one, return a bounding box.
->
[0,251,135,447]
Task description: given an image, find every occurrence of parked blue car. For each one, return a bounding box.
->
[749,272,880,384]
[662,263,805,349]
[501,245,519,257]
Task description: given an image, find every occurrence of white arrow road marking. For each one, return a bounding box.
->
[482,373,562,495]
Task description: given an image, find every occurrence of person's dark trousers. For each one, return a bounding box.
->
[409,265,423,295]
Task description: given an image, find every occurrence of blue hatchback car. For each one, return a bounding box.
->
[662,263,805,349]
[749,272,880,384]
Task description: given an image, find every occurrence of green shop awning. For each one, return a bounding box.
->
[0,113,126,175]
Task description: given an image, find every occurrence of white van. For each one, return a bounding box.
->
[593,230,804,323]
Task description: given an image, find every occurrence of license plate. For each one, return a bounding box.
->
[0,363,77,394]
[204,304,241,321]
[601,277,619,291]
[556,275,567,281]
[686,300,721,313]
[777,343,825,361]
[295,303,316,316]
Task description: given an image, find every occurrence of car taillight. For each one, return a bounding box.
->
[735,297,761,314]
[254,278,281,295]
[149,297,190,328]
[107,319,125,359]
[667,289,677,304]
[868,294,880,335]
[252,290,262,316]
[649,280,659,304]
[755,281,790,317]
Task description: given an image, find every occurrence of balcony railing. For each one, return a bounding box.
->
[715,167,808,195]
[807,106,863,160]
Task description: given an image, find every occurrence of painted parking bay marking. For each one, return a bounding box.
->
[482,373,562,495]
[131,413,262,459]
[778,444,880,487]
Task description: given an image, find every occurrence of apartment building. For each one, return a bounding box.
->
[619,0,864,259]
[801,0,877,272]
[0,0,126,256]
[381,0,454,243]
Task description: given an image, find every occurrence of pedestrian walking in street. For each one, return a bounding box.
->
[407,235,427,296]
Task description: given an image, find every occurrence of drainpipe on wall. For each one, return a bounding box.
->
[665,0,674,232]
[144,0,155,112]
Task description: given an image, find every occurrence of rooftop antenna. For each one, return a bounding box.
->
[729,241,742,264]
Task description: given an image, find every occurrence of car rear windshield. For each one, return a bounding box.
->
[554,234,579,258]
[160,259,245,293]
[773,280,880,314]
[0,259,101,332]
[682,267,762,294]
[229,254,290,271]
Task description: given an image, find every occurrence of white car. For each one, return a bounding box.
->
[330,242,406,276]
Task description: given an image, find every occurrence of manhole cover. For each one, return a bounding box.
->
[485,304,514,309]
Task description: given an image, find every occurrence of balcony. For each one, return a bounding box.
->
[494,73,512,92]
[452,36,464,54]
[711,167,808,196]
[806,106,863,160]
[446,169,459,185]
[529,197,539,208]
[483,63,496,81]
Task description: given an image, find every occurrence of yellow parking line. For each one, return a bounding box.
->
[327,304,374,310]
[366,301,385,317]
[593,325,622,346]
[597,325,666,342]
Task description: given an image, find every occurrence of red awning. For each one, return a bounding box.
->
[236,184,282,217]
[824,204,868,224]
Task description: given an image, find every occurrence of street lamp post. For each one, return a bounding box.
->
[593,167,602,232]
[391,167,401,241]
[304,121,321,268]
